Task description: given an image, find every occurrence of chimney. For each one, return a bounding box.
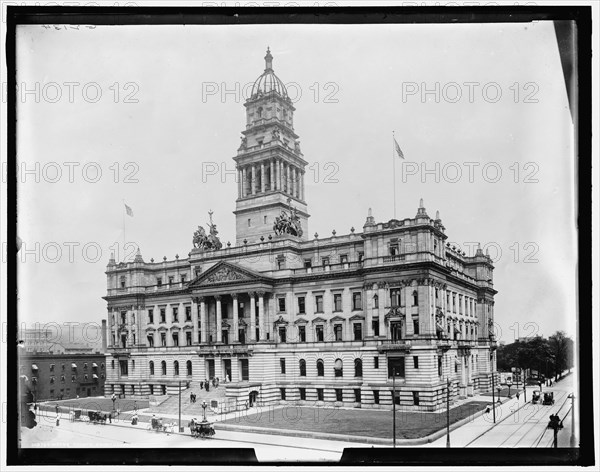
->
[101,320,107,352]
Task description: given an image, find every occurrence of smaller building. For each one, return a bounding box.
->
[19,352,107,401]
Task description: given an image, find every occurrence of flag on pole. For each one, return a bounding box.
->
[394,137,405,159]
[124,203,134,217]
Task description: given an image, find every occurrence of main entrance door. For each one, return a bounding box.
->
[249,390,259,407]
[207,359,215,379]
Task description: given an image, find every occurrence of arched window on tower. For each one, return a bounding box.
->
[412,290,419,306]
[257,107,263,118]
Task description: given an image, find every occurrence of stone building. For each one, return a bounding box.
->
[103,49,498,411]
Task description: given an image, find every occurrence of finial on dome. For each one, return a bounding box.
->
[265,47,273,71]
[368,207,372,217]
[419,198,424,208]
[436,210,440,220]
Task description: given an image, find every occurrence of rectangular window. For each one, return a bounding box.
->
[299,387,306,400]
[148,309,154,324]
[186,331,192,346]
[317,388,324,401]
[391,289,402,307]
[168,276,174,286]
[157,277,162,287]
[438,356,443,376]
[388,357,406,378]
[121,311,126,324]
[298,296,306,314]
[119,360,128,376]
[277,258,285,270]
[353,323,362,341]
[321,256,330,267]
[280,388,286,400]
[298,325,306,342]
[304,259,312,269]
[280,358,286,374]
[352,292,362,310]
[185,306,191,321]
[147,334,154,347]
[335,389,343,402]
[340,254,348,265]
[181,274,186,283]
[161,332,166,346]
[240,359,249,381]
[315,295,324,313]
[333,294,342,312]
[413,356,419,369]
[316,325,324,342]
[372,320,380,337]
[278,297,286,312]
[279,327,287,343]
[172,307,178,322]
[160,308,166,323]
[413,391,420,406]
[50,364,55,372]
[334,324,343,341]
[172,332,179,346]
[413,319,420,335]
[374,356,379,369]
[373,390,380,404]
[358,252,364,262]
[354,389,361,403]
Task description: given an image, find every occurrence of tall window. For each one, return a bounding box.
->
[186,360,192,376]
[279,327,287,343]
[172,307,178,322]
[161,361,167,375]
[160,308,166,323]
[388,357,405,378]
[333,294,342,312]
[185,306,192,321]
[373,294,379,309]
[413,319,420,335]
[334,324,343,341]
[353,323,362,341]
[186,331,192,346]
[298,325,306,342]
[298,297,306,314]
[278,297,286,312]
[412,290,419,306]
[354,358,363,377]
[172,332,179,346]
[299,359,306,376]
[280,358,286,374]
[316,359,324,377]
[149,361,154,375]
[317,388,324,401]
[315,295,324,313]
[160,332,166,346]
[352,292,362,310]
[173,361,179,376]
[334,358,343,377]
[316,325,324,342]
[372,320,380,337]
[148,309,154,324]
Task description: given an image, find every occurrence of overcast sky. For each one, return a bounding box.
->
[15,22,576,345]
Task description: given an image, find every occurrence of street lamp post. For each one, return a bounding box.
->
[491,370,496,423]
[446,378,451,448]
[523,382,527,403]
[506,380,513,398]
[202,401,207,422]
[568,394,576,447]
[178,380,183,433]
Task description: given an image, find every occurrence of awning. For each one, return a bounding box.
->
[92,374,99,379]
[92,363,98,368]
[71,363,77,368]
[31,364,38,370]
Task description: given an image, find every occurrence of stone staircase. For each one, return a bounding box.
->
[150,382,230,416]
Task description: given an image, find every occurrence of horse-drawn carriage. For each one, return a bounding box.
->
[149,416,175,433]
[189,419,215,439]
[542,392,555,406]
[531,390,541,404]
[87,410,107,424]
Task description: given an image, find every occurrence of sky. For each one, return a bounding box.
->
[14,22,577,346]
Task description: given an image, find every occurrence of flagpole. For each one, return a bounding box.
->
[122,199,126,259]
[392,131,397,219]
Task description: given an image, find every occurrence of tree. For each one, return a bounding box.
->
[548,331,573,379]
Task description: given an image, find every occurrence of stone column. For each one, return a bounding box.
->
[300,171,305,200]
[378,286,386,338]
[241,167,247,197]
[286,163,290,194]
[270,160,275,191]
[192,298,199,344]
[260,162,265,193]
[199,297,207,343]
[237,169,241,198]
[215,295,222,343]
[249,292,256,342]
[231,293,239,342]
[251,165,256,195]
[366,287,373,338]
[258,291,265,341]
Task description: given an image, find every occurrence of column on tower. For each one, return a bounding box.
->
[192,298,199,344]
[278,160,283,192]
[232,293,239,342]
[260,162,265,193]
[258,291,265,341]
[293,167,298,198]
[251,165,256,195]
[249,292,256,342]
[300,171,305,200]
[215,295,222,343]
[242,167,247,197]
[200,297,207,343]
[237,169,242,198]
[270,159,275,191]
[284,162,289,194]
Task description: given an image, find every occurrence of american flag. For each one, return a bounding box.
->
[124,203,134,217]
[394,137,405,159]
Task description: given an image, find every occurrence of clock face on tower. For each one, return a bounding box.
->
[233,49,310,245]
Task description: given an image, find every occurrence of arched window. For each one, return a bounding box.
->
[299,359,306,377]
[174,360,179,376]
[354,358,363,377]
[334,358,343,377]
[161,360,167,376]
[257,106,263,118]
[149,361,154,376]
[412,290,419,306]
[316,359,324,377]
[186,360,192,376]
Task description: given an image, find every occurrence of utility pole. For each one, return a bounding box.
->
[392,368,396,448]
[446,378,451,447]
[491,370,496,423]
[569,394,576,447]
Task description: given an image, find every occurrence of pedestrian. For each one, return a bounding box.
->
[199,380,204,391]
[55,412,61,427]
[131,413,138,426]
[55,405,59,415]
[190,392,194,402]
[108,412,112,424]
[516,392,520,400]
[134,401,138,413]
[550,379,553,387]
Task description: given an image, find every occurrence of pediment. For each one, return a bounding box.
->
[330,315,345,323]
[349,314,365,321]
[188,261,268,287]
[294,317,308,325]
[311,317,327,324]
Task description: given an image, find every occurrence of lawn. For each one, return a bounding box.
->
[221,402,488,439]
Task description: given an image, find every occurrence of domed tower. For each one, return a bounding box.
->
[233,48,309,245]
